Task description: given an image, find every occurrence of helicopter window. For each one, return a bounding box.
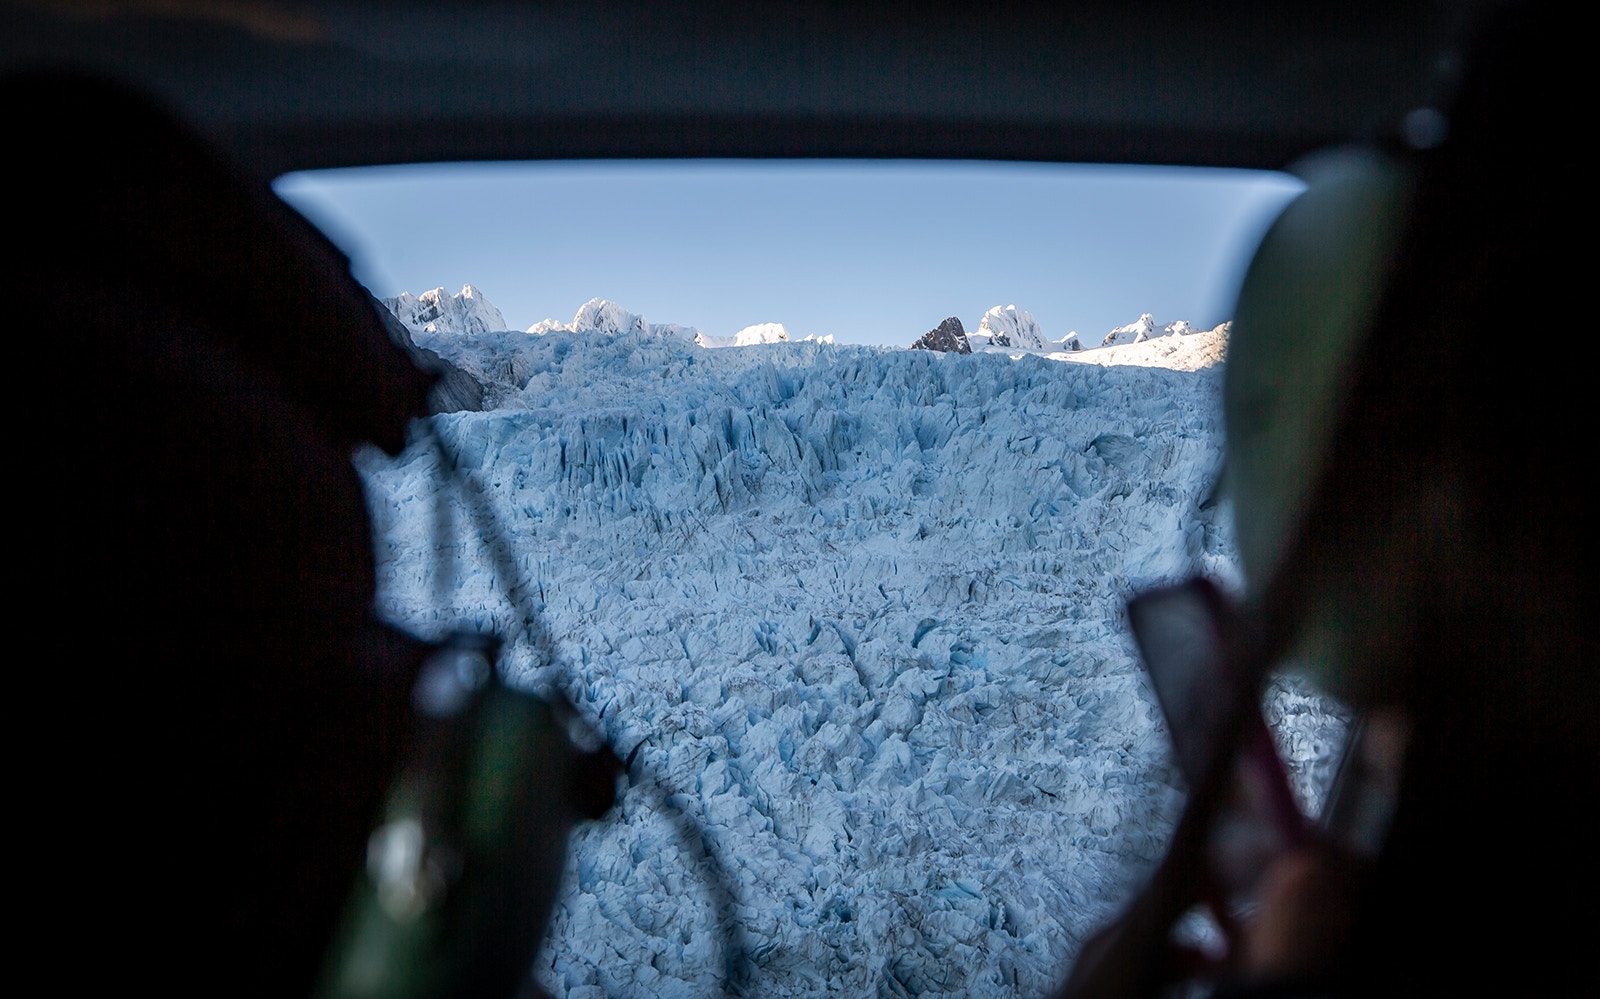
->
[276,160,1349,998]
[274,160,1300,349]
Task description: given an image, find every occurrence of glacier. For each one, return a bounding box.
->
[356,323,1347,998]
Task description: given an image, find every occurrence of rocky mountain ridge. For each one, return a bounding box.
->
[911,316,972,354]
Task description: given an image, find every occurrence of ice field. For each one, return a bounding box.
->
[358,321,1348,998]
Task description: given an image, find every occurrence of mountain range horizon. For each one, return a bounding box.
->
[381,284,1228,354]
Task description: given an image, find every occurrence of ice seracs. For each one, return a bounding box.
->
[382,284,509,335]
[360,319,1345,998]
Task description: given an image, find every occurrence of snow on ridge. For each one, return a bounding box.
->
[732,321,790,345]
[1064,321,1231,372]
[383,283,510,335]
[696,321,792,348]
[960,307,1215,357]
[360,328,1343,998]
[411,284,1208,363]
[1099,314,1209,348]
[531,298,810,348]
[530,298,828,349]
[529,297,702,342]
[1100,313,1157,347]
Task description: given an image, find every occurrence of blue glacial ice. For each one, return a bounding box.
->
[357,327,1346,998]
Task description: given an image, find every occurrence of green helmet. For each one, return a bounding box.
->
[1222,148,1416,695]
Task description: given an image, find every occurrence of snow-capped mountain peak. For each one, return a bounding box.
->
[976,305,1048,350]
[529,298,703,343]
[526,317,568,335]
[692,324,776,348]
[1098,314,1213,348]
[706,322,790,347]
[383,284,509,335]
[1101,313,1158,347]
[572,297,650,336]
[528,309,796,349]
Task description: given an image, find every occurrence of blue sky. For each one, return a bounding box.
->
[275,160,1303,347]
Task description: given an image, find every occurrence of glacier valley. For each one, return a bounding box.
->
[357,323,1348,998]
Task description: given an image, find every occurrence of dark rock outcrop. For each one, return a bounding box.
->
[911,316,971,354]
